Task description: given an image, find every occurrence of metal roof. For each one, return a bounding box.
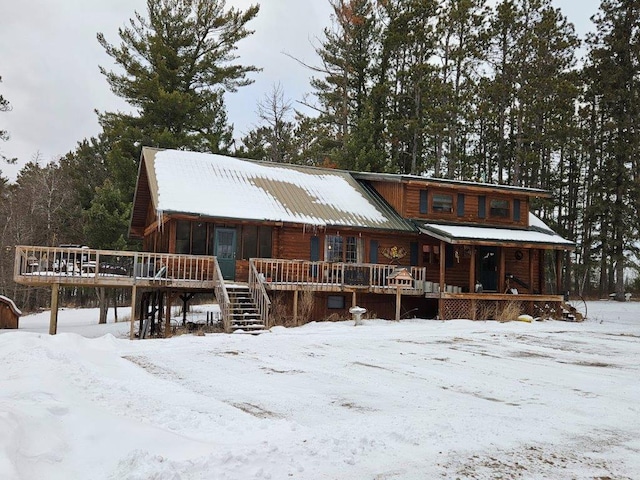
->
[353,171,550,197]
[416,214,574,250]
[132,147,415,233]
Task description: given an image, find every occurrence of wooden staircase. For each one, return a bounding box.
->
[227,284,268,333]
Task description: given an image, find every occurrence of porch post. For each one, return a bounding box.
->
[49,283,59,335]
[539,250,546,294]
[555,250,562,295]
[130,285,137,340]
[293,289,299,325]
[468,245,475,293]
[529,249,535,294]
[439,241,446,293]
[498,248,506,293]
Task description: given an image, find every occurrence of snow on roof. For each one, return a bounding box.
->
[418,213,574,248]
[0,295,22,316]
[152,149,412,230]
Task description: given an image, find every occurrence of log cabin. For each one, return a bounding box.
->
[128,147,573,326]
[13,146,574,336]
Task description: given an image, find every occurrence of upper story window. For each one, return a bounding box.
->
[490,199,510,218]
[326,235,362,263]
[432,193,453,213]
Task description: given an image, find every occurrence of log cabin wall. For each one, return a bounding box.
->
[367,181,405,215]
[403,183,529,228]
[275,225,419,267]
[504,248,536,294]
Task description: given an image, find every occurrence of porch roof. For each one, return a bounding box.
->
[417,213,574,250]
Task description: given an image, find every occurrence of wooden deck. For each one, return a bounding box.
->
[14,246,218,290]
[251,259,427,295]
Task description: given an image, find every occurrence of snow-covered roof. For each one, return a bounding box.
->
[141,148,414,231]
[0,295,22,316]
[417,213,574,249]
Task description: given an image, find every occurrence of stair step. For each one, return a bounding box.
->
[231,324,267,330]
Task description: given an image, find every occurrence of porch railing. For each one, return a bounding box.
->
[251,258,427,293]
[248,261,272,328]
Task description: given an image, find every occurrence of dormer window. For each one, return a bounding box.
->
[432,193,453,213]
[490,199,510,218]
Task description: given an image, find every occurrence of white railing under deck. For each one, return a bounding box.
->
[251,258,427,294]
[14,245,217,288]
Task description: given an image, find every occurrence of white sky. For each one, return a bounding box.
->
[0,0,600,181]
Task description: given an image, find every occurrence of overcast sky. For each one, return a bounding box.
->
[0,0,601,181]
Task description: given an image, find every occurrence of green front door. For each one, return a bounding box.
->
[215,228,236,280]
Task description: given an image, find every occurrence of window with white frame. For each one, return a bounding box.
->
[326,235,343,262]
[326,235,362,263]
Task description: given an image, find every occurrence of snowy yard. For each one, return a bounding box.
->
[1,301,639,479]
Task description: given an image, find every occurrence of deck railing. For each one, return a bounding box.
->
[14,245,217,287]
[212,258,231,332]
[248,261,272,328]
[251,258,427,293]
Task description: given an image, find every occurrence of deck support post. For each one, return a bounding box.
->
[164,292,174,338]
[130,285,137,340]
[49,283,59,335]
[293,289,299,325]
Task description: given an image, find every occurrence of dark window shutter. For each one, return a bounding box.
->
[513,199,521,222]
[370,240,379,264]
[419,189,428,214]
[445,244,454,268]
[478,196,486,219]
[457,194,465,217]
[410,242,419,266]
[310,236,320,261]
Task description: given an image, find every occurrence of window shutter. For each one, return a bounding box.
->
[457,194,465,217]
[370,240,379,264]
[513,199,521,222]
[310,236,320,261]
[419,189,428,214]
[478,196,486,219]
[410,242,419,266]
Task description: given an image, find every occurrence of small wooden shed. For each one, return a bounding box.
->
[0,295,22,329]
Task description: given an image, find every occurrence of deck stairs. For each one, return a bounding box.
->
[226,284,268,333]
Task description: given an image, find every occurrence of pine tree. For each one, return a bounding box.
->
[583,0,640,300]
[305,0,384,171]
[96,0,260,195]
[0,75,16,166]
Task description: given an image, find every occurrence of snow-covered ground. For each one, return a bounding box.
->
[1,301,639,479]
